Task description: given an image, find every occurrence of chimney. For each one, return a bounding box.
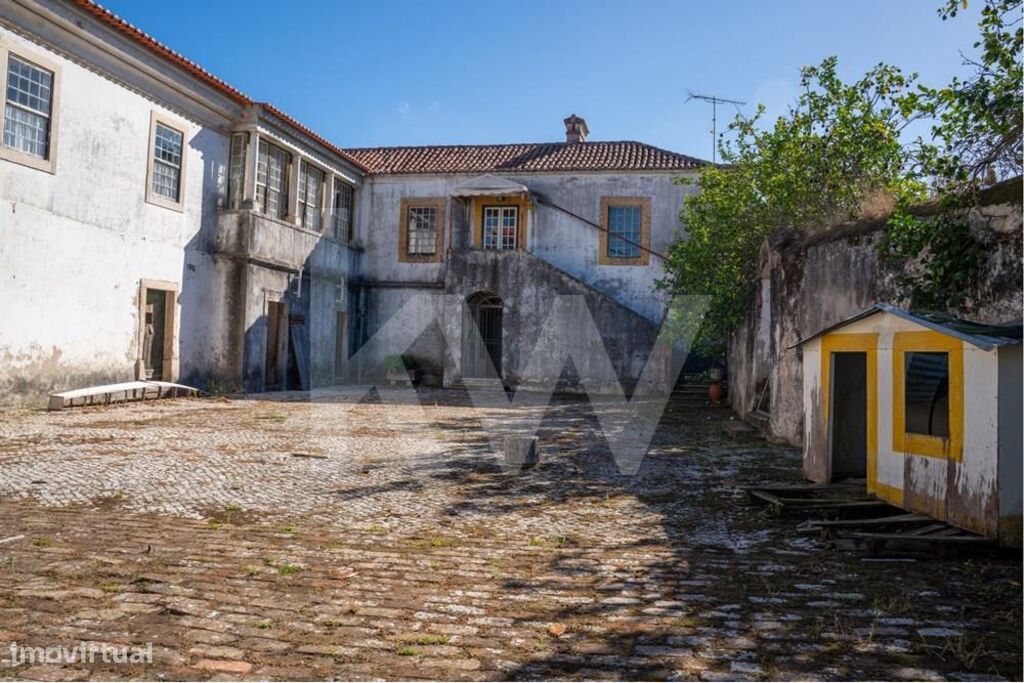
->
[563,114,589,143]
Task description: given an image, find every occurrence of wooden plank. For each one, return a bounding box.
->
[803,513,931,529]
[847,531,993,544]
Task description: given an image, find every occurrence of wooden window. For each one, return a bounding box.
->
[145,112,188,211]
[226,132,248,209]
[482,206,518,250]
[4,55,53,158]
[332,179,355,242]
[398,197,446,263]
[0,43,61,173]
[256,139,290,219]
[298,162,325,231]
[599,197,650,266]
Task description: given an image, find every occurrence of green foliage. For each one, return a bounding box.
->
[880,203,985,310]
[383,354,406,373]
[660,57,923,353]
[903,0,1023,191]
[662,2,1022,352]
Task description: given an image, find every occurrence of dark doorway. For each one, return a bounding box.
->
[463,293,503,378]
[142,288,166,380]
[265,301,287,391]
[829,352,868,479]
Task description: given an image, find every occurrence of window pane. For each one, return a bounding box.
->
[904,352,950,437]
[227,133,246,209]
[483,206,515,250]
[299,165,324,230]
[333,181,354,241]
[256,141,288,218]
[607,205,641,258]
[3,104,48,157]
[152,123,183,201]
[6,56,52,115]
[152,160,180,201]
[407,206,437,254]
[154,124,182,166]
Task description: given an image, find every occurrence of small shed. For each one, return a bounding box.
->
[797,304,1022,546]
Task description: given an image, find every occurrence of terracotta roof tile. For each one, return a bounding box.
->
[68,2,701,177]
[345,141,706,175]
[69,1,369,173]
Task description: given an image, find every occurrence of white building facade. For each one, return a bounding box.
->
[0,0,704,406]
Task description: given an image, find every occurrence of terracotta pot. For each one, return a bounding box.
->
[708,381,723,402]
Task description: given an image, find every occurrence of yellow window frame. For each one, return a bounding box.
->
[892,331,964,461]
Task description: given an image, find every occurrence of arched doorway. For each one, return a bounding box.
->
[463,292,502,379]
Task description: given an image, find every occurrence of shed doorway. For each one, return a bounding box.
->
[829,351,868,479]
[463,293,502,379]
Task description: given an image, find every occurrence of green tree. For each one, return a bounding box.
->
[882,0,1022,311]
[660,58,923,354]
[905,0,1023,191]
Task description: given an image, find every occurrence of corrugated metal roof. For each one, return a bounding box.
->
[793,304,1023,351]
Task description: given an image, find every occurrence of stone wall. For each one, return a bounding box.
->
[728,179,1023,446]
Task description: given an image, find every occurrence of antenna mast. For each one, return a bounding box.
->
[685,92,746,164]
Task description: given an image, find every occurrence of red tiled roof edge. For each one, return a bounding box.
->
[344,141,707,175]
[258,103,369,173]
[67,1,369,173]
[68,0,252,105]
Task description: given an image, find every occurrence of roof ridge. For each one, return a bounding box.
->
[347,140,662,151]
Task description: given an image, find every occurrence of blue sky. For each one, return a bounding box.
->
[101,0,984,159]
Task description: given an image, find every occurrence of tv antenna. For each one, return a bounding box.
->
[685,92,746,164]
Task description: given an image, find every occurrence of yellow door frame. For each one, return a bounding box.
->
[820,333,901,505]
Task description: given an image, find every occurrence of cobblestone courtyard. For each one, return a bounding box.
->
[0,390,1020,681]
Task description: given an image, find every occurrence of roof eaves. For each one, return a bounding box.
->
[70,3,369,175]
[792,304,1022,351]
[68,0,252,106]
[257,103,369,174]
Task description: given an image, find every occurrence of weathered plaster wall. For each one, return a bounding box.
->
[443,250,665,392]
[0,25,229,405]
[730,185,1023,446]
[358,171,695,321]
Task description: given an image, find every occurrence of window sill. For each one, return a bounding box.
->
[0,146,56,174]
[145,192,184,213]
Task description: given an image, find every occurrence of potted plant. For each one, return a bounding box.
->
[707,366,724,402]
[383,355,408,384]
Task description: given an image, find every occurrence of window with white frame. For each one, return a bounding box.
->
[482,206,517,250]
[406,205,438,255]
[4,54,54,160]
[333,179,354,241]
[256,139,289,219]
[298,162,324,231]
[150,122,184,202]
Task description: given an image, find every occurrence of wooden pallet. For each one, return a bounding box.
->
[745,482,889,518]
[800,512,995,553]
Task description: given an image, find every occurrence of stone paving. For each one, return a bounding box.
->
[0,389,1020,681]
